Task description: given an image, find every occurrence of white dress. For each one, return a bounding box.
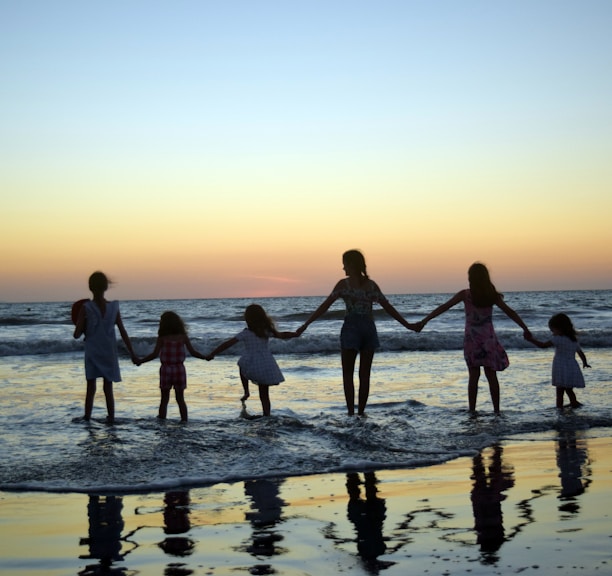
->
[83,300,122,382]
[236,328,284,386]
[551,335,585,388]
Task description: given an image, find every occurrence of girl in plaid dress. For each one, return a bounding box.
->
[206,304,297,416]
[138,311,206,422]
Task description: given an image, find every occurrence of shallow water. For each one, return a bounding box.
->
[1,435,610,576]
[1,346,610,493]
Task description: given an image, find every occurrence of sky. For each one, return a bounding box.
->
[1,1,611,302]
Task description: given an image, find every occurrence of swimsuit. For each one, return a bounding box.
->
[333,279,387,350]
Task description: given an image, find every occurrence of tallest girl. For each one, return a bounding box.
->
[297,250,418,416]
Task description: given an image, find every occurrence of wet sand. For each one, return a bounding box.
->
[1,433,610,575]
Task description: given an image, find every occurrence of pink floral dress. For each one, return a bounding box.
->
[463,290,509,371]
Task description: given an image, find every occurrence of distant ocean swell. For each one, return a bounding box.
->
[3,329,612,358]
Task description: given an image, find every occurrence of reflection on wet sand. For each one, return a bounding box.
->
[78,495,127,575]
[345,472,390,574]
[556,430,591,516]
[243,478,287,575]
[158,490,194,557]
[70,437,598,574]
[470,444,515,564]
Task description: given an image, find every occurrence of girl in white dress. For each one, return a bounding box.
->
[526,313,590,409]
[206,304,297,416]
[73,271,138,423]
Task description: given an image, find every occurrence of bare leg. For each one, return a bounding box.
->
[341,348,358,415]
[239,370,250,402]
[175,388,188,421]
[158,388,170,419]
[484,367,501,413]
[467,366,481,412]
[556,387,565,409]
[103,379,115,423]
[258,385,271,416]
[565,388,582,408]
[84,379,97,420]
[357,348,375,416]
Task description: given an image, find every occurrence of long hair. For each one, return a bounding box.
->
[158,311,187,337]
[468,262,499,307]
[244,304,275,338]
[343,249,369,282]
[548,313,577,342]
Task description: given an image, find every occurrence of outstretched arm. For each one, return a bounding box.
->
[296,286,341,335]
[379,297,420,331]
[524,334,552,348]
[496,296,531,338]
[116,312,138,364]
[185,336,207,360]
[206,337,238,360]
[577,346,591,368]
[272,329,299,340]
[420,291,465,328]
[139,338,162,364]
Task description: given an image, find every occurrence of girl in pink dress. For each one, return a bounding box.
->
[418,263,532,413]
[526,313,590,409]
[138,311,206,422]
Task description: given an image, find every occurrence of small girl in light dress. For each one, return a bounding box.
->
[526,313,590,409]
[138,311,206,422]
[206,304,297,416]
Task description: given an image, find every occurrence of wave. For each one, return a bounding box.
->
[1,329,611,357]
[2,406,611,494]
[0,331,612,357]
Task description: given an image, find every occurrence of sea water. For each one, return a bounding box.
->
[0,290,610,493]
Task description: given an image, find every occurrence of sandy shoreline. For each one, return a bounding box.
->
[1,432,611,575]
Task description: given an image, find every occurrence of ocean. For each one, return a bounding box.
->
[1,290,610,494]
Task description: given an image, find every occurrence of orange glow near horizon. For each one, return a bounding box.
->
[1,4,611,302]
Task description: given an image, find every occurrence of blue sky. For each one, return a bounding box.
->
[1,1,611,301]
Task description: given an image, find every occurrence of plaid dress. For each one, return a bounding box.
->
[236,328,284,386]
[159,339,187,390]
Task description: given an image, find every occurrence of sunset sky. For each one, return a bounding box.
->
[2,1,611,302]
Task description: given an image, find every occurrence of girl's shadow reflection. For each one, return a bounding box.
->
[158,490,195,557]
[78,495,127,575]
[470,444,515,564]
[243,478,287,574]
[556,430,591,515]
[346,471,390,573]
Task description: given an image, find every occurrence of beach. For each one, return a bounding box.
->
[1,292,610,574]
[1,433,611,575]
